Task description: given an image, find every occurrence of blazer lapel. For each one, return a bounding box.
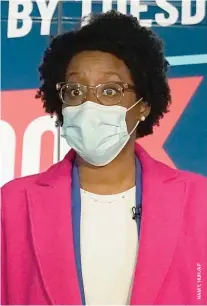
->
[27,150,82,305]
[130,144,186,304]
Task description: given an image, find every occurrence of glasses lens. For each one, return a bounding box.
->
[97,83,122,105]
[61,83,86,106]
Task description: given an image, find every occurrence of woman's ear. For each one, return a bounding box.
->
[139,102,151,121]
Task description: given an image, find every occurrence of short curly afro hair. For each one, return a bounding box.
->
[36,10,171,138]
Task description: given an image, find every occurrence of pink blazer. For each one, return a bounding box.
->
[1,144,207,305]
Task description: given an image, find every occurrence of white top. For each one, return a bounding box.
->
[80,186,138,305]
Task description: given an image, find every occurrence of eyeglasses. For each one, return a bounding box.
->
[56,82,135,106]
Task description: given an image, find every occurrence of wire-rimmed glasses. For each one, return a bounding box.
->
[56,82,135,106]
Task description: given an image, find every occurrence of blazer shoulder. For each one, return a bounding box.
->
[173,169,207,217]
[1,163,59,218]
[153,158,207,186]
[1,174,42,218]
[1,158,68,194]
[172,167,207,196]
[153,160,207,206]
[2,173,40,196]
[175,167,207,187]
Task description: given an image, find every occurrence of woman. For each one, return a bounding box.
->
[1,10,207,305]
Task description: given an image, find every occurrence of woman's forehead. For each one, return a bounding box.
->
[66,50,134,83]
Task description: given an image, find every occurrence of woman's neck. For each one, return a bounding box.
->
[77,142,136,195]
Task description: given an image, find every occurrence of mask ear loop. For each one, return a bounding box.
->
[126,97,144,136]
[127,97,143,112]
[129,120,140,136]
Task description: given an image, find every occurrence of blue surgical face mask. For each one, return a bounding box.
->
[61,98,143,166]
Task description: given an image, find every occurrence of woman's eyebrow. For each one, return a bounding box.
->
[103,72,122,79]
[66,72,80,77]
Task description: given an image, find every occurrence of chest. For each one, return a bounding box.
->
[80,187,138,304]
